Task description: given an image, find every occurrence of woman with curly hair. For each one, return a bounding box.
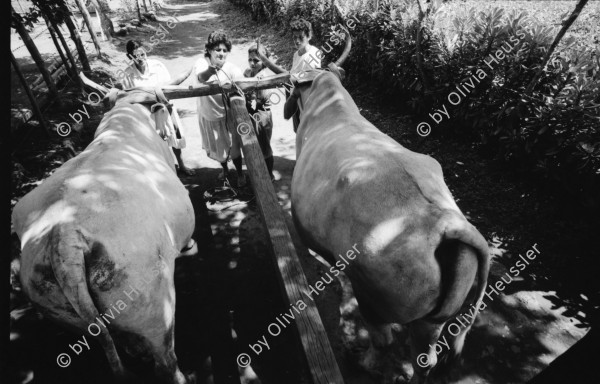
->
[194,31,246,186]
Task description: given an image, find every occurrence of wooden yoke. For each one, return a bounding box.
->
[229,94,345,384]
[163,73,294,99]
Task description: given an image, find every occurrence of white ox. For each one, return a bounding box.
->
[261,37,490,383]
[12,90,195,384]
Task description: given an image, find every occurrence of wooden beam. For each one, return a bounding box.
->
[227,95,345,384]
[95,73,294,102]
[164,73,293,99]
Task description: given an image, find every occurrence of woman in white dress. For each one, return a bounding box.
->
[194,31,246,186]
[121,40,194,175]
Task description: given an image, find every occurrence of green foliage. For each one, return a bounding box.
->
[229,0,600,208]
[13,0,71,28]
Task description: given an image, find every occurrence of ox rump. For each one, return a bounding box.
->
[289,71,490,383]
[12,101,195,383]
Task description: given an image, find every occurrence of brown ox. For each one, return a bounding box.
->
[12,90,196,384]
[259,33,490,383]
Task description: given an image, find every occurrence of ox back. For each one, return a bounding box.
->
[291,72,489,383]
[12,103,195,384]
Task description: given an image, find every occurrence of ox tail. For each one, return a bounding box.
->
[428,211,490,360]
[48,226,126,377]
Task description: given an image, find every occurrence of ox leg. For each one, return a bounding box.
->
[147,323,189,384]
[408,320,445,384]
[352,288,395,379]
[361,322,394,373]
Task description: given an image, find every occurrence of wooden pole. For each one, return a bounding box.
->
[94,6,106,41]
[90,0,114,41]
[11,7,59,98]
[74,0,102,56]
[135,0,143,23]
[228,94,346,384]
[61,4,91,71]
[53,18,83,86]
[11,52,50,137]
[44,14,71,75]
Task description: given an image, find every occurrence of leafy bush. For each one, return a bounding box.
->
[229,0,600,209]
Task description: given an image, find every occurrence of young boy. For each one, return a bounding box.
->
[253,19,321,132]
[243,44,276,181]
[290,18,322,76]
[121,40,194,175]
[289,18,321,132]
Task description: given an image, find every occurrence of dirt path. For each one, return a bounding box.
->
[9,1,591,384]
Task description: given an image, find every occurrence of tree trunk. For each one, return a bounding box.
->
[45,15,85,91]
[94,6,106,41]
[136,0,143,22]
[90,0,114,41]
[11,52,50,136]
[95,0,111,12]
[44,14,71,76]
[415,0,431,94]
[53,19,81,82]
[12,7,58,98]
[61,4,91,71]
[142,0,149,13]
[525,0,589,94]
[74,0,102,56]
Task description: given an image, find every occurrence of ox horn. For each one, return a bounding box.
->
[333,26,352,67]
[332,4,352,67]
